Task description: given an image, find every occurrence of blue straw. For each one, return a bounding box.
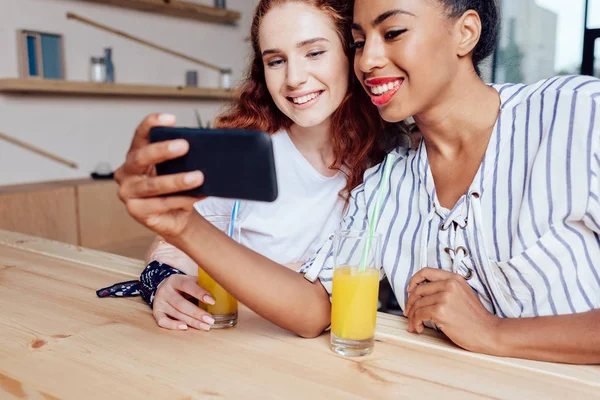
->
[228,200,240,238]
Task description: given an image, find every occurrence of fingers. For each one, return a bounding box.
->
[407,294,443,333]
[409,304,440,334]
[153,276,216,331]
[154,309,188,331]
[404,280,446,316]
[407,267,459,294]
[159,302,212,331]
[122,139,190,177]
[130,113,176,153]
[172,275,216,305]
[124,171,203,200]
[115,113,181,184]
[165,279,215,322]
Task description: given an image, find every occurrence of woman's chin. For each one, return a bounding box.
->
[290,115,329,128]
[375,97,415,123]
[378,107,408,124]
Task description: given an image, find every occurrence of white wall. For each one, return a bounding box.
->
[0,0,259,186]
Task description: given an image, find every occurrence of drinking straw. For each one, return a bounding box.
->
[359,154,396,271]
[228,200,241,238]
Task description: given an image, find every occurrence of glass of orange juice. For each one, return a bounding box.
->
[197,215,241,329]
[330,229,382,357]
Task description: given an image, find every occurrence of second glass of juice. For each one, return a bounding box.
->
[330,229,382,357]
[197,215,241,329]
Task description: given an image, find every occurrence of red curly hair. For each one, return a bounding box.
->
[216,0,407,200]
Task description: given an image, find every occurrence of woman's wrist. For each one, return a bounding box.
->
[171,211,205,254]
[139,261,186,308]
[482,316,510,357]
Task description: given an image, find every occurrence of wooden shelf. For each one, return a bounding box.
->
[76,0,241,24]
[0,79,234,100]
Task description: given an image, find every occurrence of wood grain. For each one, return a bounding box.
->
[75,0,241,24]
[1,231,599,399]
[0,187,78,245]
[0,179,155,260]
[0,79,234,100]
[77,180,153,252]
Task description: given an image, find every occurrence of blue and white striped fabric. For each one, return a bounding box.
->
[299,75,600,318]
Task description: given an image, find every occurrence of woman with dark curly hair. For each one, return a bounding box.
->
[106,0,406,332]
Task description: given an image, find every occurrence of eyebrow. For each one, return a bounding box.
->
[262,37,330,57]
[351,9,416,31]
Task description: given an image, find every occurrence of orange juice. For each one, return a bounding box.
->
[331,266,380,341]
[198,267,237,321]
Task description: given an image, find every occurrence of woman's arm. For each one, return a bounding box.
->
[405,268,600,364]
[144,236,162,263]
[173,212,331,338]
[116,113,331,338]
[492,310,600,364]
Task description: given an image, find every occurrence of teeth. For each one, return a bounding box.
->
[292,91,320,104]
[369,80,402,96]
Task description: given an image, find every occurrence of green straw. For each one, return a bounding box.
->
[359,153,396,272]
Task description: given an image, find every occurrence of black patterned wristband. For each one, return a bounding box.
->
[139,261,186,308]
[96,261,185,309]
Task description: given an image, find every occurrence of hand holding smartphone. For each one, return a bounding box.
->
[149,127,278,202]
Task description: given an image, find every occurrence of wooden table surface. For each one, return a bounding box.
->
[1,230,599,400]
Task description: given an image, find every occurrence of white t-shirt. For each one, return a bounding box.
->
[194,130,346,264]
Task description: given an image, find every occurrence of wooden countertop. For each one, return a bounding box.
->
[1,230,599,399]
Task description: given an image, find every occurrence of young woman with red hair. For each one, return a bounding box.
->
[105,0,406,332]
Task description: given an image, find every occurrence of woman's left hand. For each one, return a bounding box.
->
[404,267,501,353]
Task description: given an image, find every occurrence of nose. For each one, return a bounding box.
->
[286,58,308,88]
[357,37,387,74]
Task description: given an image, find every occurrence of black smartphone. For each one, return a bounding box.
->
[149,126,278,202]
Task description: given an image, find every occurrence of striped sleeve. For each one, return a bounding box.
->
[298,181,369,295]
[583,91,600,233]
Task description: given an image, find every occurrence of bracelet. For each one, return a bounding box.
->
[139,261,186,308]
[96,261,185,309]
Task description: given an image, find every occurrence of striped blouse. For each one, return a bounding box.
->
[300,75,600,318]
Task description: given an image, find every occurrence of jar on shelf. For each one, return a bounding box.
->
[89,57,106,83]
[220,68,232,89]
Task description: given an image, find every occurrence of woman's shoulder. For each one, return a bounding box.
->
[493,75,600,109]
[361,145,419,188]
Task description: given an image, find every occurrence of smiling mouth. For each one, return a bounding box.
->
[287,90,324,105]
[368,79,403,96]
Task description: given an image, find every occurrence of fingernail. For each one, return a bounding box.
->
[179,324,188,330]
[203,295,216,305]
[184,171,202,185]
[169,140,186,153]
[202,315,215,325]
[159,113,175,124]
[200,323,211,332]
